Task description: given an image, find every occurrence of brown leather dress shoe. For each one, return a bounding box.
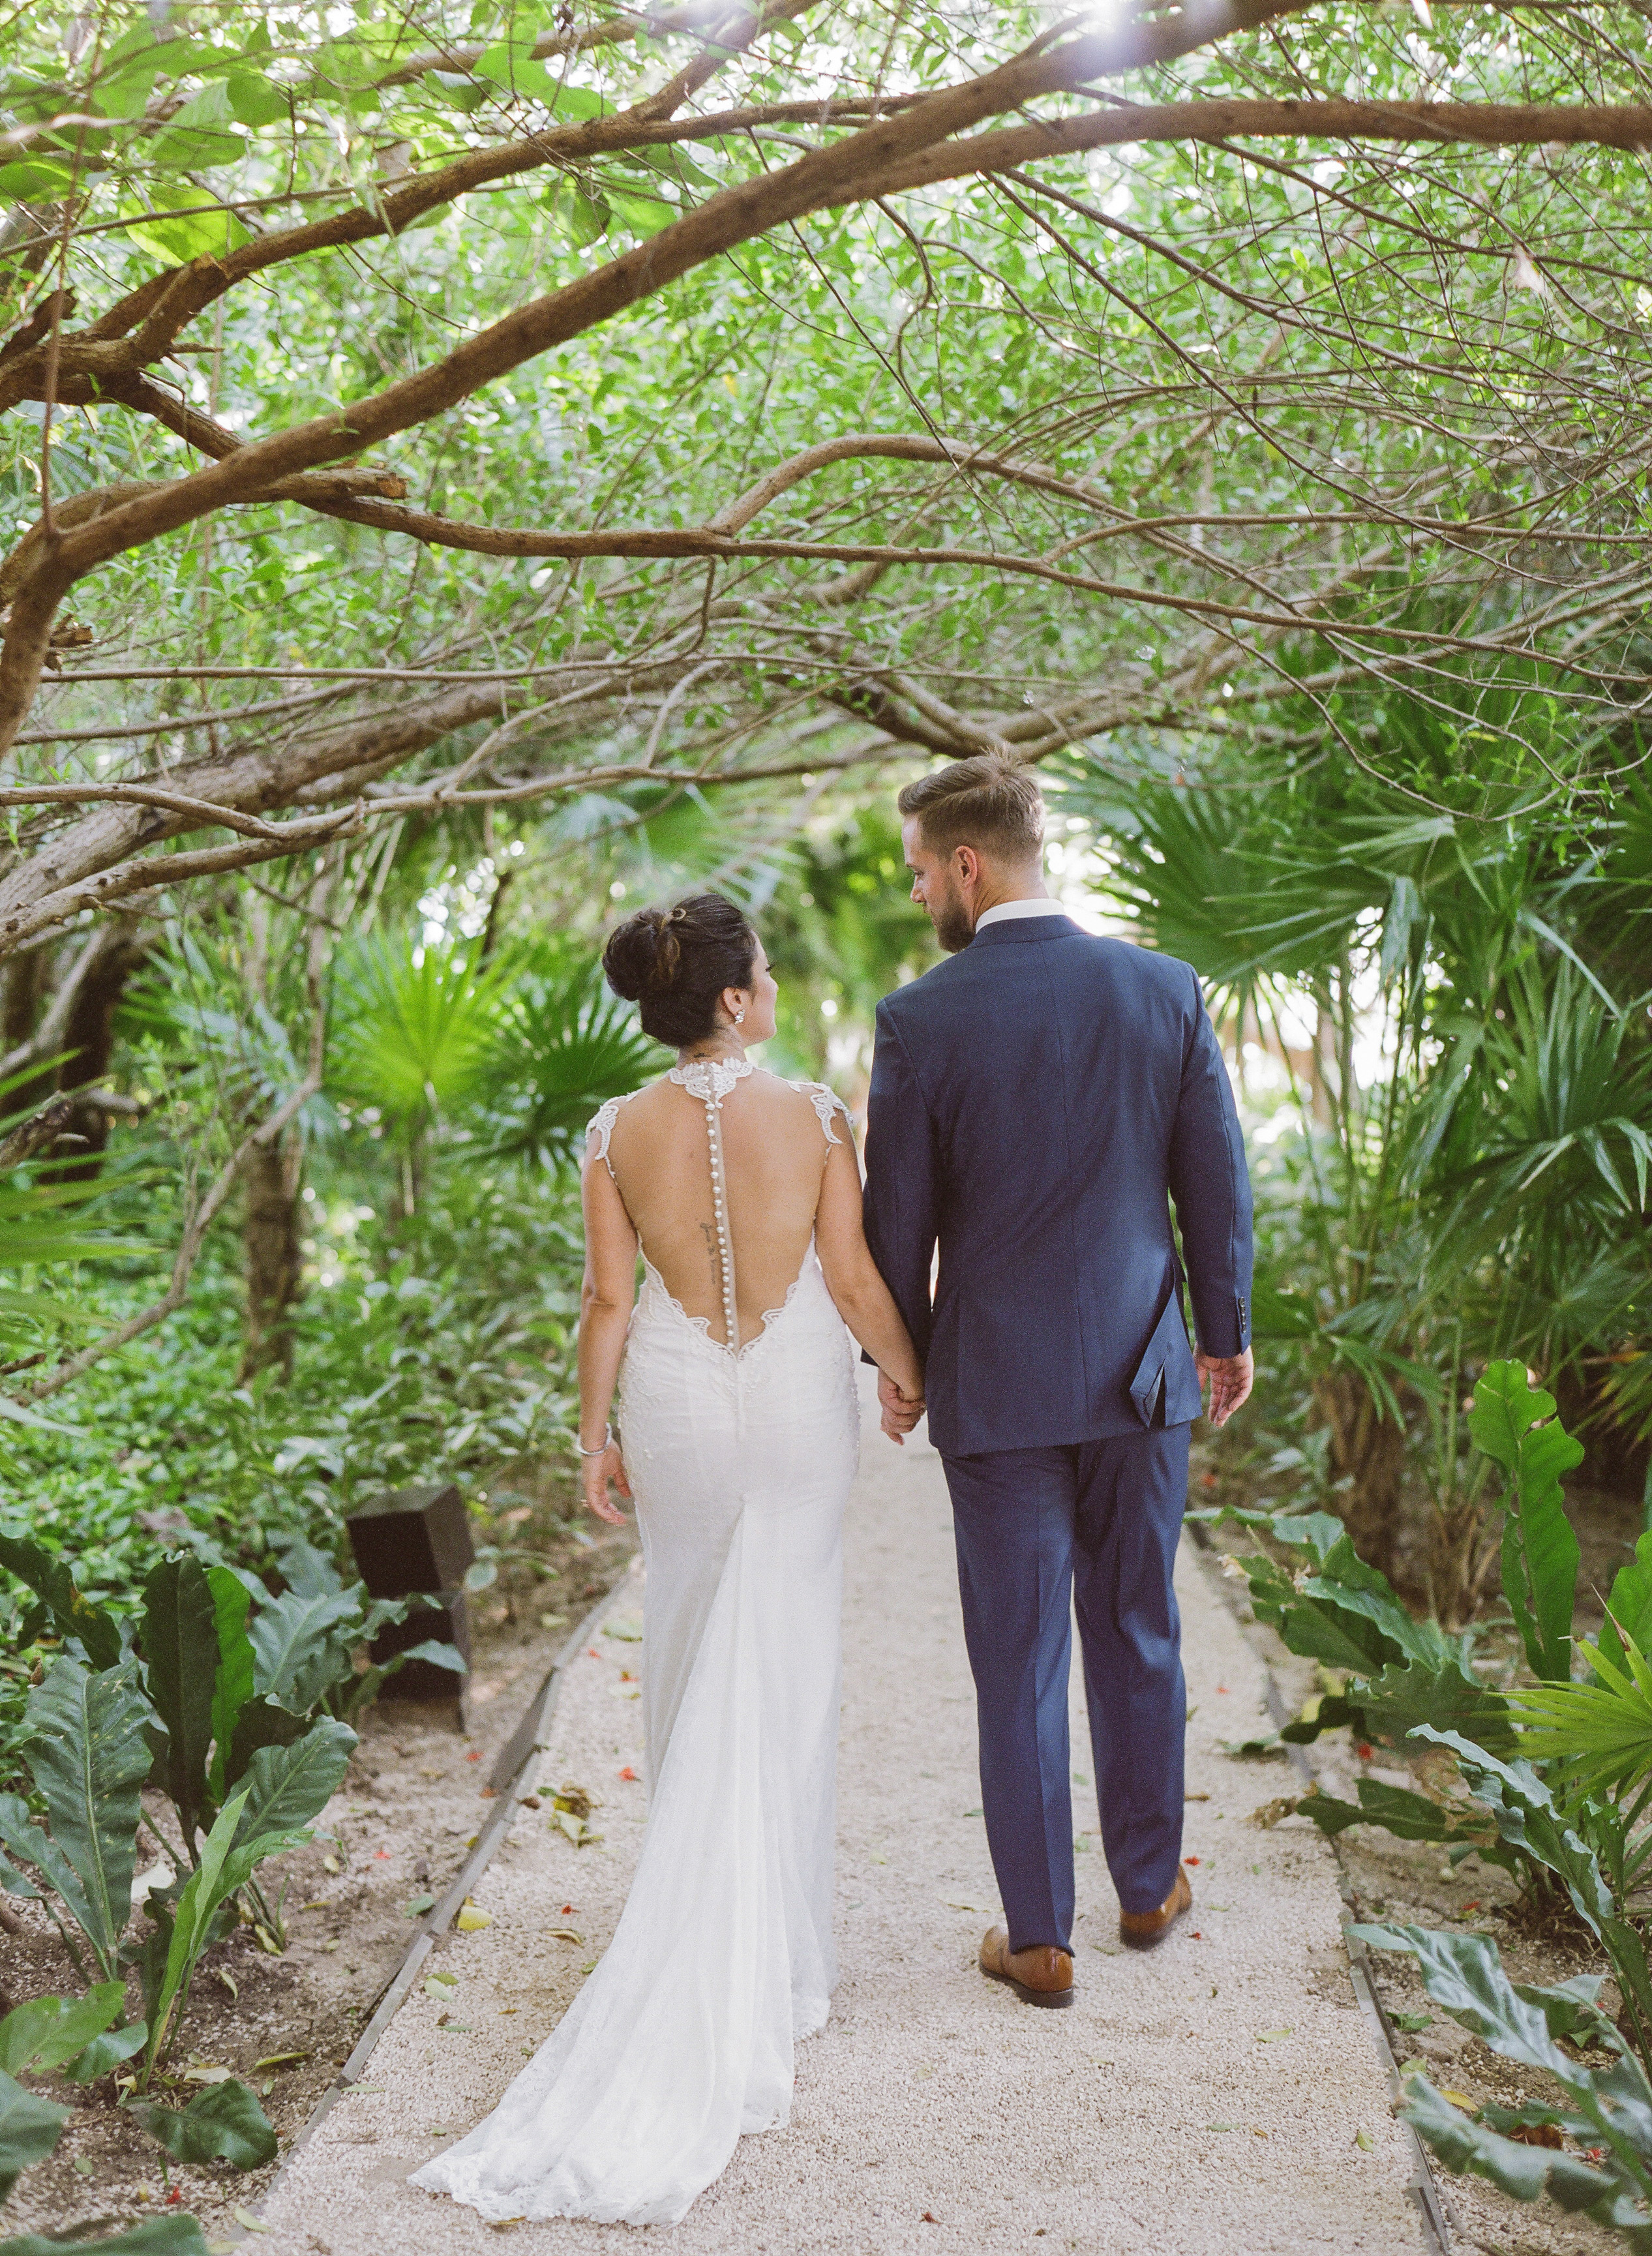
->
[1119,1866,1192,1950]
[979,1926,1074,2008]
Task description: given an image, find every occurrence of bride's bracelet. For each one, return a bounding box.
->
[578,1424,614,1458]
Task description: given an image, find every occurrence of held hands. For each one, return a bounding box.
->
[877,1368,925,1446]
[1196,1346,1254,1429]
[582,1439,633,1525]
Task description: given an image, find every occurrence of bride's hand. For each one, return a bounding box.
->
[877,1369,925,1446]
[582,1439,633,1525]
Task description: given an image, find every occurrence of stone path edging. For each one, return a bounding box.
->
[1183,1523,1452,2253]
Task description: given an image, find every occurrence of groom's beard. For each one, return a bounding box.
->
[931,882,975,955]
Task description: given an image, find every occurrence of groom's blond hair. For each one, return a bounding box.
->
[898,755,1044,865]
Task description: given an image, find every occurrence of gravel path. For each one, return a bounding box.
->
[260,1379,1426,2255]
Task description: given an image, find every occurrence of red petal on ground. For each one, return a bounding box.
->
[1184,1856,1201,1865]
[1357,1743,1374,1760]
[466,1751,481,1762]
[373,1848,390,1859]
[1216,1686,1229,1694]
[588,1647,602,1659]
[618,1767,638,1781]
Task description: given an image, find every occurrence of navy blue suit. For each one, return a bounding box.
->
[863,913,1253,1938]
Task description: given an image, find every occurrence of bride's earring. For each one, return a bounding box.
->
[734,1009,746,1025]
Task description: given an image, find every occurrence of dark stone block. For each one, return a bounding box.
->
[372,1587,471,1700]
[346,1481,473,1598]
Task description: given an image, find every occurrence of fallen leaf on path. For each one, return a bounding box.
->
[1256,2029,1293,2043]
[1355,2128,1374,2151]
[549,1929,584,1944]
[232,2208,269,2234]
[1249,1797,1300,1829]
[457,1904,493,1931]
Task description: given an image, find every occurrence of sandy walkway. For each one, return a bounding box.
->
[260,1379,1425,2255]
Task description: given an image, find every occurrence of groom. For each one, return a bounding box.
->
[862,755,1254,2008]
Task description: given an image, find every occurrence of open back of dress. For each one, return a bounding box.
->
[411,1062,860,2229]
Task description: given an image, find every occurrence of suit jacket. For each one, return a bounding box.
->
[862,913,1253,1456]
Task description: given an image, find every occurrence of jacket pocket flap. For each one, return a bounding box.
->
[1129,1289,1189,1426]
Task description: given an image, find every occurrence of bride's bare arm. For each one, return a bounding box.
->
[814,1137,925,1406]
[578,1155,638,1524]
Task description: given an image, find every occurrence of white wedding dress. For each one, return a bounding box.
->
[412,1059,860,2227]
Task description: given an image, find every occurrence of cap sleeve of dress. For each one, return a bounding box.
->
[793,1080,853,1149]
[586,1096,624,1176]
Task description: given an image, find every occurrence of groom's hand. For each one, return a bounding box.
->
[1196,1346,1254,1428]
[877,1369,924,1445]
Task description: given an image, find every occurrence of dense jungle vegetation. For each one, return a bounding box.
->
[3,0,1652,2241]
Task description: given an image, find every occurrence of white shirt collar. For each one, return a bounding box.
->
[974,897,1067,933]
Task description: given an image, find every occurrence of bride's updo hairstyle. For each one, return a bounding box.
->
[602,893,758,1049]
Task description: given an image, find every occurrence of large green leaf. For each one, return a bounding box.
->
[146,1792,310,2070]
[125,2077,277,2170]
[0,1983,123,2075]
[205,1566,256,1801]
[1471,1361,1583,1684]
[1400,2077,1632,2225]
[1354,1921,1652,2237]
[1597,1529,1652,1681]
[1417,1726,1652,2053]
[248,1587,361,1715]
[223,1696,310,1787]
[20,1657,151,1979]
[0,2215,211,2255]
[231,1719,355,1849]
[140,1555,218,1847]
[0,1536,121,1670]
[0,2071,68,2203]
[1284,1659,1516,1756]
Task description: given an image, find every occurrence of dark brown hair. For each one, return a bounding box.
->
[601,893,757,1049]
[897,754,1045,864]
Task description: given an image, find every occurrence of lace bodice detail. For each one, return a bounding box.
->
[585,1065,853,1355]
[794,1080,851,1148]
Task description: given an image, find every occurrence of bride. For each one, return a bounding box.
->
[412,892,924,2227]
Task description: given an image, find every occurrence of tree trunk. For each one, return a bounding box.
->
[239,1125,305,1383]
[1311,1370,1409,1582]
[52,923,146,1180]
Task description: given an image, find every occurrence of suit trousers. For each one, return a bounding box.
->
[941,1422,1190,1951]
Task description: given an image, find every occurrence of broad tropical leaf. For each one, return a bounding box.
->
[125,2077,277,2170]
[205,1565,256,1801]
[0,2220,209,2256]
[0,2073,67,2204]
[0,1536,121,1670]
[1471,1361,1583,1683]
[0,1984,124,2077]
[230,1719,355,1850]
[140,1555,219,1848]
[20,1657,151,1979]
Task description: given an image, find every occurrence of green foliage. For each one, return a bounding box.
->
[125,2077,277,2170]
[10,1657,151,1980]
[0,2075,67,2206]
[1472,1362,1584,1684]
[1201,1504,1512,1755]
[1415,1726,1652,2066]
[140,1556,218,1850]
[477,940,661,1169]
[144,1788,310,2075]
[1506,1625,1652,1806]
[0,1985,125,2077]
[1356,1923,1652,2245]
[0,1536,121,1670]
[327,940,505,1132]
[0,2223,209,2256]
